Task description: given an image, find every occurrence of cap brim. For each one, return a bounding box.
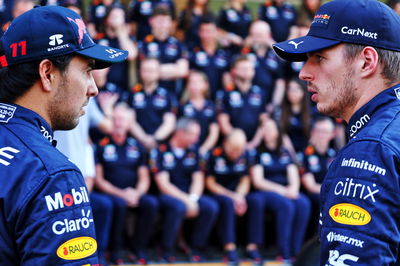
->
[273,36,340,62]
[76,44,129,69]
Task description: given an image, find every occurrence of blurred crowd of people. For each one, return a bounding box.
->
[3,0,400,265]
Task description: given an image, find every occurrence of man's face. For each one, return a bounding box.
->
[180,123,200,148]
[299,44,359,119]
[199,23,217,43]
[150,15,172,41]
[48,56,98,130]
[232,59,255,83]
[112,106,131,134]
[140,59,160,83]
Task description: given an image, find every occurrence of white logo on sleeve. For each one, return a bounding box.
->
[49,34,64,46]
[288,40,304,49]
[327,250,359,266]
[0,146,20,166]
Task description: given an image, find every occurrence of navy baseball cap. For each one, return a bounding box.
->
[273,0,400,62]
[0,5,128,68]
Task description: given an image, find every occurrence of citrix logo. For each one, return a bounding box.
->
[334,178,379,203]
[49,34,64,46]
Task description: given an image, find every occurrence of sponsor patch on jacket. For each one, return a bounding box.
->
[0,103,16,123]
[329,203,371,226]
[56,236,97,260]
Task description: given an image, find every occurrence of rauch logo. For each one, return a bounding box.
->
[56,236,97,260]
[329,203,371,226]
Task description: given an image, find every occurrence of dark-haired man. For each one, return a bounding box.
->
[273,0,400,264]
[0,6,127,265]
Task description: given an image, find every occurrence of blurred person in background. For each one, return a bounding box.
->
[179,70,219,156]
[128,0,175,41]
[218,55,267,149]
[301,116,336,234]
[250,118,311,265]
[206,129,262,265]
[189,15,232,101]
[138,4,189,99]
[129,57,176,150]
[258,0,297,43]
[242,20,285,111]
[176,0,212,50]
[278,77,312,164]
[1,0,34,37]
[97,4,137,91]
[87,0,114,38]
[218,0,252,53]
[95,103,159,265]
[150,117,218,263]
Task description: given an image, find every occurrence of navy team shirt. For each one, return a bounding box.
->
[178,100,217,145]
[206,147,254,191]
[258,2,297,42]
[218,6,252,39]
[95,136,147,189]
[128,84,176,135]
[218,85,267,140]
[302,144,336,185]
[243,47,283,103]
[255,147,293,186]
[189,46,231,100]
[0,103,98,265]
[138,35,188,95]
[150,143,200,193]
[319,85,400,265]
[128,0,175,41]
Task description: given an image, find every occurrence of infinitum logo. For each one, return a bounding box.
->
[341,158,386,176]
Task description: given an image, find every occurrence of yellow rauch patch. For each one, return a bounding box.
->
[329,203,371,225]
[56,236,97,260]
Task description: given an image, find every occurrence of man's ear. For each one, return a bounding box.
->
[359,46,379,78]
[38,59,56,92]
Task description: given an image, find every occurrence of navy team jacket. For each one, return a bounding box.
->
[0,103,98,265]
[319,86,400,265]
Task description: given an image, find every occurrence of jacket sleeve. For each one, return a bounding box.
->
[16,169,99,265]
[319,139,400,265]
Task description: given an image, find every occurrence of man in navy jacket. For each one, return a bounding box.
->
[0,6,127,265]
[274,0,400,264]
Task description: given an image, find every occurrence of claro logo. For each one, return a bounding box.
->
[45,187,89,211]
[56,236,97,260]
[329,203,371,226]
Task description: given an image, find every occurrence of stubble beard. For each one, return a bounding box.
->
[317,68,358,118]
[48,77,81,131]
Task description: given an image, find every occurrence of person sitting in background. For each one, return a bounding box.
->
[301,116,336,233]
[150,117,218,263]
[138,4,189,98]
[242,20,285,111]
[206,129,262,265]
[96,4,138,91]
[189,15,232,101]
[218,55,267,149]
[250,118,311,264]
[179,70,219,156]
[277,77,312,164]
[129,57,176,150]
[95,103,159,265]
[1,0,34,37]
[176,0,213,50]
[127,0,175,41]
